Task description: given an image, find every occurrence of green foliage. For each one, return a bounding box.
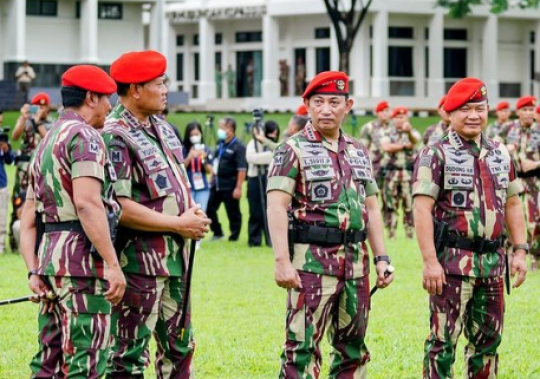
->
[438,0,540,18]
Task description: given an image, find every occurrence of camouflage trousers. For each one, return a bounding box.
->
[106,273,194,379]
[375,167,390,229]
[279,272,371,379]
[424,275,504,379]
[30,276,112,379]
[9,160,30,248]
[382,169,413,238]
[522,188,540,258]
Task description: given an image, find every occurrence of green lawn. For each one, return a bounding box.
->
[1,113,539,378]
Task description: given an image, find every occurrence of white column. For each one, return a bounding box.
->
[306,47,316,82]
[149,0,168,53]
[351,17,370,97]
[330,25,340,71]
[198,16,216,102]
[482,14,498,100]
[80,0,98,63]
[262,14,280,100]
[428,11,445,98]
[415,24,425,98]
[371,10,388,98]
[534,21,540,97]
[6,0,26,61]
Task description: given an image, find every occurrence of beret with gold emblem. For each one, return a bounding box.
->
[375,101,389,113]
[443,78,488,113]
[516,96,536,110]
[110,50,167,84]
[495,101,510,112]
[391,106,408,119]
[302,71,349,99]
[31,92,50,106]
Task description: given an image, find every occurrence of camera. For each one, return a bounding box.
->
[252,108,264,133]
[29,105,39,115]
[0,127,10,143]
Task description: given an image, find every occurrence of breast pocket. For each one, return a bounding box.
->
[494,173,509,204]
[305,166,335,203]
[444,174,474,209]
[141,155,176,199]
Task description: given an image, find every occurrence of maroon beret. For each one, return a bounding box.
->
[110,50,167,84]
[442,78,488,113]
[302,71,349,99]
[375,101,389,113]
[496,101,510,111]
[61,65,117,95]
[31,92,50,106]
[391,106,408,119]
[438,95,447,109]
[516,96,536,110]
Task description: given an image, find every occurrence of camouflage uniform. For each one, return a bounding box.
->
[268,123,378,379]
[380,126,421,238]
[102,104,194,379]
[423,121,449,147]
[27,110,120,379]
[486,120,511,140]
[413,130,522,379]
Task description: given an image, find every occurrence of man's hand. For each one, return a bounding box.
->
[274,258,301,289]
[20,104,29,119]
[0,142,9,153]
[520,159,538,173]
[253,127,266,143]
[422,259,447,295]
[35,106,47,122]
[402,122,412,133]
[28,275,55,314]
[232,187,242,200]
[176,205,212,240]
[375,261,394,288]
[511,250,527,288]
[104,266,126,306]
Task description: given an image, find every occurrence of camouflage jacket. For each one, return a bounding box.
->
[359,119,390,176]
[27,110,120,278]
[267,123,378,279]
[102,103,192,277]
[412,130,522,278]
[380,126,421,171]
[423,121,450,147]
[497,119,522,147]
[514,122,540,193]
[486,120,511,140]
[19,117,53,158]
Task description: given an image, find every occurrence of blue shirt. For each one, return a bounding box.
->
[0,146,14,188]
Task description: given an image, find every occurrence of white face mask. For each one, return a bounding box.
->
[190,135,202,144]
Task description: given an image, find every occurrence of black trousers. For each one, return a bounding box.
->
[207,187,242,241]
[247,176,270,246]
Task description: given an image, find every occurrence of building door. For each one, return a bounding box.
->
[236,51,262,97]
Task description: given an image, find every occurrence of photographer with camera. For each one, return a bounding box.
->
[183,121,214,212]
[0,111,15,254]
[15,61,36,103]
[246,118,280,247]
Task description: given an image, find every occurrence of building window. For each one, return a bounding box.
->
[424,27,429,40]
[389,27,413,39]
[215,52,222,69]
[444,48,467,78]
[194,53,200,81]
[315,27,330,39]
[389,46,413,77]
[235,31,263,43]
[27,0,57,16]
[193,34,199,46]
[425,47,429,78]
[531,31,535,44]
[444,28,468,41]
[390,81,415,96]
[176,35,184,47]
[316,47,331,73]
[215,33,223,45]
[98,3,122,19]
[176,53,184,81]
[499,83,521,98]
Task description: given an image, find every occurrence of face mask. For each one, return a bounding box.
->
[190,135,201,144]
[217,129,227,141]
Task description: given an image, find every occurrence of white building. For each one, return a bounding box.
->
[2,0,540,111]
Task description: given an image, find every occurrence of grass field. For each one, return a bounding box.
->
[1,112,539,379]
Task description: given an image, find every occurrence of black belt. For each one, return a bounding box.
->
[292,224,367,245]
[16,155,31,163]
[445,233,503,254]
[44,221,84,233]
[518,169,540,178]
[386,163,414,171]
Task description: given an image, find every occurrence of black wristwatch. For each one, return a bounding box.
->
[27,269,38,279]
[373,255,391,265]
[513,243,529,254]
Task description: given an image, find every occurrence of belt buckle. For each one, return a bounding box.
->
[474,237,486,253]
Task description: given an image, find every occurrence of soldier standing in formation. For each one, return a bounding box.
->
[102,50,211,379]
[19,65,126,379]
[413,78,528,379]
[486,101,512,140]
[267,71,393,379]
[381,106,421,238]
[423,96,450,147]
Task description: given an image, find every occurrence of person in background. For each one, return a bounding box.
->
[423,96,450,147]
[183,121,213,212]
[283,114,309,141]
[0,111,14,254]
[246,120,280,247]
[486,101,512,140]
[15,61,36,103]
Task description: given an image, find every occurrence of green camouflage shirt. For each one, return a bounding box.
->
[267,123,378,279]
[412,130,522,278]
[359,119,390,176]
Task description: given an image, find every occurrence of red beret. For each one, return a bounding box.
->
[31,92,50,106]
[496,101,510,111]
[296,104,308,116]
[438,95,447,109]
[442,78,488,113]
[516,96,536,110]
[61,65,117,95]
[302,71,349,99]
[391,106,408,119]
[375,101,389,113]
[536,105,540,114]
[110,50,167,84]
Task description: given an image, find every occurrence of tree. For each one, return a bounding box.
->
[437,0,540,18]
[323,0,374,73]
[324,0,539,74]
